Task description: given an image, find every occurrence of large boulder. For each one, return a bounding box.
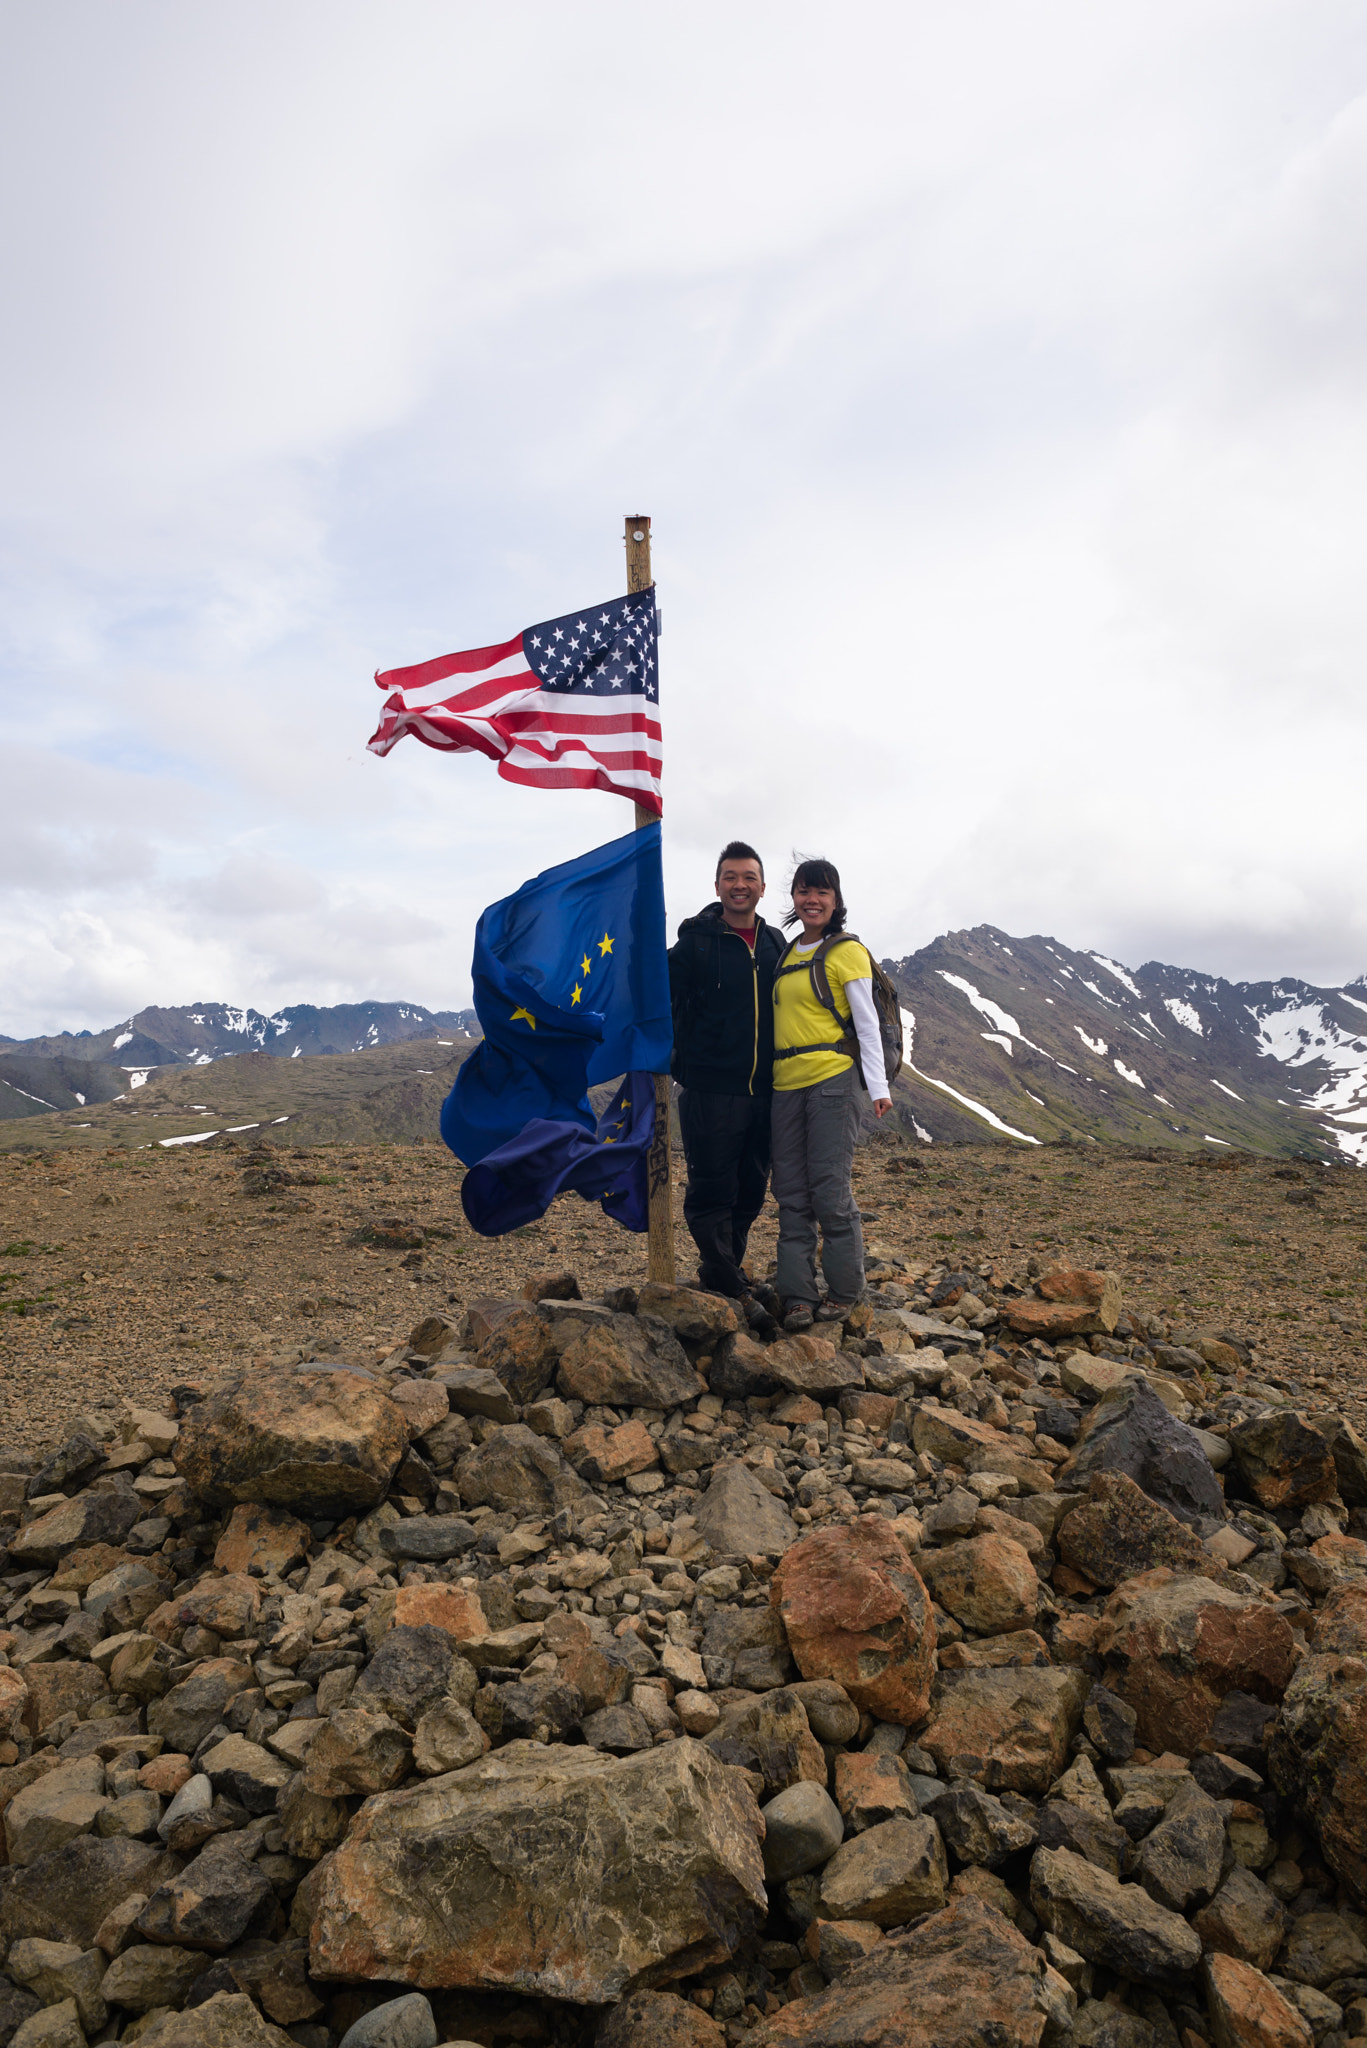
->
[1269,1649,1367,1909]
[771,1519,936,1724]
[556,1316,704,1411]
[696,1462,798,1557]
[1029,1845,1202,1981]
[1055,1472,1213,1589]
[174,1366,408,1514]
[749,1895,1074,2048]
[1096,1570,1299,1756]
[0,1834,181,1949]
[454,1424,587,1515]
[918,1668,1090,1795]
[1056,1379,1224,1524]
[308,1737,766,2001]
[1229,1412,1339,1512]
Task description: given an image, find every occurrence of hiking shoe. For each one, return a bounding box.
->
[815,1298,854,1323]
[782,1300,815,1333]
[741,1294,777,1340]
[752,1283,782,1319]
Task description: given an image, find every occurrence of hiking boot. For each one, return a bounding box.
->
[740,1294,777,1340]
[815,1298,854,1323]
[782,1300,815,1333]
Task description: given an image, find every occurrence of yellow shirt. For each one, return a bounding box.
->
[772,937,873,1091]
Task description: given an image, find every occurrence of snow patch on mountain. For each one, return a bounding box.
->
[1163,998,1203,1034]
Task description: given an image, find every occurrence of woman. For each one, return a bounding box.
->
[770,857,891,1331]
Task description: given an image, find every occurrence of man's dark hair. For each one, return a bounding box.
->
[784,855,847,935]
[715,840,764,883]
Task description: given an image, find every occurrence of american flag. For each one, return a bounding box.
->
[367,589,662,815]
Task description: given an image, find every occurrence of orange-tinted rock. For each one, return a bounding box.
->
[1007,1267,1121,1341]
[147,1574,261,1645]
[1270,1651,1367,1910]
[566,1418,660,1485]
[833,1752,917,1833]
[23,1661,110,1738]
[1051,1614,1101,1667]
[1056,1472,1213,1589]
[174,1366,408,1515]
[213,1505,309,1578]
[1229,1412,1338,1512]
[365,1582,488,1651]
[309,1738,766,2001]
[556,1317,702,1412]
[139,1755,192,1797]
[749,1895,1073,2048]
[1097,1570,1299,1757]
[386,1378,450,1437]
[771,1518,936,1725]
[598,1988,727,2048]
[937,1630,1051,1671]
[473,1303,557,1404]
[1311,1581,1367,1658]
[910,1409,1011,1468]
[1204,1952,1313,2048]
[918,1534,1038,1638]
[919,1667,1089,1794]
[636,1283,742,1345]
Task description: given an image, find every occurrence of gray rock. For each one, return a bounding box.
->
[555,1314,703,1412]
[158,1773,211,1844]
[454,1424,586,1514]
[148,1669,247,1755]
[3,1757,108,1866]
[818,1815,948,1927]
[1029,1845,1202,1980]
[8,1490,144,1569]
[6,1939,108,2035]
[100,1942,214,2010]
[411,1702,487,1776]
[378,1517,478,1562]
[1057,1380,1223,1524]
[338,1993,438,2048]
[921,1781,1035,1869]
[1133,1776,1226,1914]
[695,1460,798,1558]
[198,1734,292,1814]
[761,1781,844,1882]
[127,1989,298,2047]
[9,2000,84,2048]
[700,1606,795,1692]
[352,1625,470,1731]
[1035,1799,1130,1879]
[580,1705,654,1754]
[309,1737,767,2001]
[430,1369,517,1424]
[0,1834,180,1951]
[136,1834,275,1952]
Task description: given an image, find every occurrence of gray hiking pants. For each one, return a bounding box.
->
[770,1061,866,1307]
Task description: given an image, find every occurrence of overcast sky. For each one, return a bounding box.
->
[3,1,1367,1039]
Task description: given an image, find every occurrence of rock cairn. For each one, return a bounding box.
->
[0,1255,1366,2048]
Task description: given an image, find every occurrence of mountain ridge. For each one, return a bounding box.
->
[883,924,1367,1163]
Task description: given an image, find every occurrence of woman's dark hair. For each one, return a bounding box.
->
[784,856,847,935]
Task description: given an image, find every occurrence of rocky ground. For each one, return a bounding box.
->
[1,1137,1367,2048]
[2,1134,1364,1456]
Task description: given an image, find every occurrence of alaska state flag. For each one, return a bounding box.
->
[441,824,671,1232]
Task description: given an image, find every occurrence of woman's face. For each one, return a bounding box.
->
[793,883,837,934]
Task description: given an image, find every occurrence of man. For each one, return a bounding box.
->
[668,841,785,1319]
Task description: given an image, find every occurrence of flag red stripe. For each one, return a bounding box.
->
[373,630,525,694]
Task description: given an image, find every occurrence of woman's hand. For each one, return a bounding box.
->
[873,1097,892,1119]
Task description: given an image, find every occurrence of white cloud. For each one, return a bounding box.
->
[2,0,1366,1036]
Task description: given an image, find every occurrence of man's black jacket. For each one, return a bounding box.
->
[668,902,786,1096]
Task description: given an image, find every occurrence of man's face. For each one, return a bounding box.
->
[716,859,765,922]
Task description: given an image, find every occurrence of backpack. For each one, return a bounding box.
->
[773,933,904,1090]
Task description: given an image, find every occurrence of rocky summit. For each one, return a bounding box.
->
[1,1243,1367,2048]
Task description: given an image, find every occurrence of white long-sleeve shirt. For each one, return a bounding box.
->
[846,975,890,1101]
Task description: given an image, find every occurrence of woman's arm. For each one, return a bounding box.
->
[845,977,890,1106]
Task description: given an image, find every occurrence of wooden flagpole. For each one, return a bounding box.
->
[625,515,676,1286]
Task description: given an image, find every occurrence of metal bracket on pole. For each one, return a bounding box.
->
[625,514,676,1287]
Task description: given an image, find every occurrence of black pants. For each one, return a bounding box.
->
[678,1088,772,1299]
